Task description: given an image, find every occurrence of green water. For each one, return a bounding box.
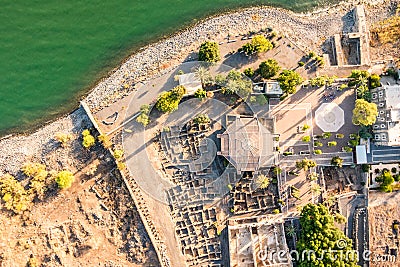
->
[0,0,335,136]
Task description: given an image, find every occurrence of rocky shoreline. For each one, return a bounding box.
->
[1,0,396,178]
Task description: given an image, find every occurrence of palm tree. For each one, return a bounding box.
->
[286,225,296,237]
[256,174,270,189]
[194,65,212,88]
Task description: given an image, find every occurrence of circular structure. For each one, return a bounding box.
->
[315,103,345,132]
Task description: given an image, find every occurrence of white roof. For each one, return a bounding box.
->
[356,145,367,164]
[385,85,400,109]
[265,82,282,94]
[178,73,202,94]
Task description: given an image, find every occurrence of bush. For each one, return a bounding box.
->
[198,41,220,62]
[314,141,323,147]
[302,136,311,142]
[327,141,337,147]
[336,133,345,139]
[243,67,255,77]
[392,167,397,174]
[194,88,207,99]
[113,149,124,160]
[331,156,343,167]
[193,114,211,124]
[314,149,322,155]
[54,132,73,148]
[348,139,359,147]
[298,61,305,67]
[322,132,332,139]
[343,146,353,152]
[308,51,316,58]
[55,171,75,189]
[283,151,293,156]
[302,124,310,131]
[136,113,150,126]
[362,164,371,173]
[273,209,280,214]
[98,134,112,149]
[82,129,95,148]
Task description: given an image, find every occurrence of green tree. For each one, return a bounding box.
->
[0,174,31,213]
[258,59,281,79]
[376,169,395,192]
[348,70,370,87]
[297,204,357,267]
[55,171,75,189]
[352,99,378,126]
[136,104,151,126]
[239,35,273,56]
[198,41,220,62]
[194,65,212,86]
[302,136,311,142]
[156,85,187,113]
[221,70,253,99]
[82,129,95,148]
[277,70,303,94]
[331,156,344,167]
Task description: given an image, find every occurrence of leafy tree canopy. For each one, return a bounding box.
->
[55,170,75,189]
[277,70,303,94]
[297,204,358,267]
[198,41,220,62]
[239,35,273,56]
[352,99,378,126]
[258,59,281,79]
[156,85,187,113]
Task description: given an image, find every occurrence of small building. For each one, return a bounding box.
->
[178,73,202,95]
[371,85,400,146]
[253,81,283,98]
[217,115,276,174]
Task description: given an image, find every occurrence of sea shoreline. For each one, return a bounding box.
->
[0,0,395,174]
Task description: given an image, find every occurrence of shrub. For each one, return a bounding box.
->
[98,134,112,149]
[331,156,343,167]
[314,149,322,155]
[296,158,317,171]
[322,132,332,139]
[314,141,323,147]
[82,129,95,148]
[193,114,211,124]
[362,164,371,173]
[348,139,359,147]
[136,113,150,126]
[198,41,220,62]
[308,51,316,58]
[55,171,75,189]
[156,85,186,113]
[0,174,31,213]
[113,149,124,160]
[392,167,397,173]
[273,209,280,214]
[239,35,273,56]
[283,151,293,156]
[302,136,311,142]
[22,163,46,177]
[298,61,305,67]
[394,174,400,182]
[343,146,353,152]
[194,88,207,99]
[243,67,255,77]
[336,133,345,139]
[327,141,337,147]
[302,124,310,131]
[54,132,73,148]
[117,162,127,171]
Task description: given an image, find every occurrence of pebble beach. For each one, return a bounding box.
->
[0,0,397,174]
